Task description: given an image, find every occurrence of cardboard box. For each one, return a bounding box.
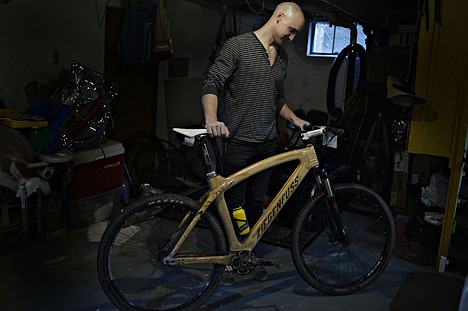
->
[410,154,432,185]
[391,171,408,208]
[394,151,409,172]
[69,139,125,200]
[67,186,122,230]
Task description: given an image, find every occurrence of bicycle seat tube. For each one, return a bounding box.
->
[199,135,217,178]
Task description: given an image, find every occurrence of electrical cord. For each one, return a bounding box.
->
[245,0,265,14]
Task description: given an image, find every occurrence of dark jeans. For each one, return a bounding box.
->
[222,139,277,226]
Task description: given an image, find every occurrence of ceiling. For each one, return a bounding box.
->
[0,0,418,29]
[185,0,419,29]
[0,0,420,28]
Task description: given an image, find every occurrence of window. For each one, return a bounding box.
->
[307,21,367,57]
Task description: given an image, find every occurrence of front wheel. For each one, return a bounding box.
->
[97,193,227,310]
[291,183,395,295]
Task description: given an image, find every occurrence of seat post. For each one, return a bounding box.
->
[199,136,217,178]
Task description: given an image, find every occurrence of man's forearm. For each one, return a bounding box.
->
[202,94,219,124]
[279,103,299,124]
[279,103,310,130]
[202,94,230,137]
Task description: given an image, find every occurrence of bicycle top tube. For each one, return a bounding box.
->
[172,126,327,251]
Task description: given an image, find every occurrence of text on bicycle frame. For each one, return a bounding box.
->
[257,174,300,239]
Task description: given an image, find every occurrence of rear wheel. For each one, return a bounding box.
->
[291,183,395,295]
[97,193,227,310]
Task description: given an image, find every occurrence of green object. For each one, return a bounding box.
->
[29,127,51,153]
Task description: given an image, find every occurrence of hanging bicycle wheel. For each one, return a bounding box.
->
[56,61,115,151]
[291,183,395,295]
[97,193,227,311]
[124,131,188,194]
[59,84,111,151]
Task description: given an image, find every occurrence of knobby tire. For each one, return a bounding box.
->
[291,183,395,295]
[97,193,227,310]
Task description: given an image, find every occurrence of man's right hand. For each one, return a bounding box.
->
[205,121,230,138]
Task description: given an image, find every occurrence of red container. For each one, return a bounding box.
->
[69,140,125,200]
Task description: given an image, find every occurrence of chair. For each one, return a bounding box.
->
[0,123,72,233]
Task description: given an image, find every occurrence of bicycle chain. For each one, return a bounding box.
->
[225,250,281,275]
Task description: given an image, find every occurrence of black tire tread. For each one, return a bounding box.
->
[97,193,227,310]
[291,183,395,295]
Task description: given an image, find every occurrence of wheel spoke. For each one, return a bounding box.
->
[292,183,395,295]
[97,194,227,310]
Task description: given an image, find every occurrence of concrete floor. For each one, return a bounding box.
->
[0,221,435,311]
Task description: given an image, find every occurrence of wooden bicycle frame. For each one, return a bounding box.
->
[166,144,320,266]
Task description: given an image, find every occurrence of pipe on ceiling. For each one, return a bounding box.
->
[320,0,388,26]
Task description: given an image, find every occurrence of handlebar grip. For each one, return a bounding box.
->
[327,126,344,137]
[303,124,313,131]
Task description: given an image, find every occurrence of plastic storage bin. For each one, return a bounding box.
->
[68,139,125,200]
[26,100,72,154]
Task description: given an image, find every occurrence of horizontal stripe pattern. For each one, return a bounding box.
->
[202,32,288,143]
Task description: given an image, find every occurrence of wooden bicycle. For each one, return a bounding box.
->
[97,126,395,311]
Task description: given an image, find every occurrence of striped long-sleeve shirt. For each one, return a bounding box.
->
[201,32,288,143]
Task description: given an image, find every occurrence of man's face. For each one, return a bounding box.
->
[275,12,304,45]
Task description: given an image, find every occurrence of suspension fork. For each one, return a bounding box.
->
[315,169,350,245]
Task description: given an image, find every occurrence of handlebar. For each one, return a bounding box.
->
[300,125,344,141]
[173,125,344,148]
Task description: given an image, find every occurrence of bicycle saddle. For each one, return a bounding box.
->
[173,128,207,138]
[387,76,426,107]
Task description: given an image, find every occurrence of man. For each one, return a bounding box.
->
[201,2,309,285]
